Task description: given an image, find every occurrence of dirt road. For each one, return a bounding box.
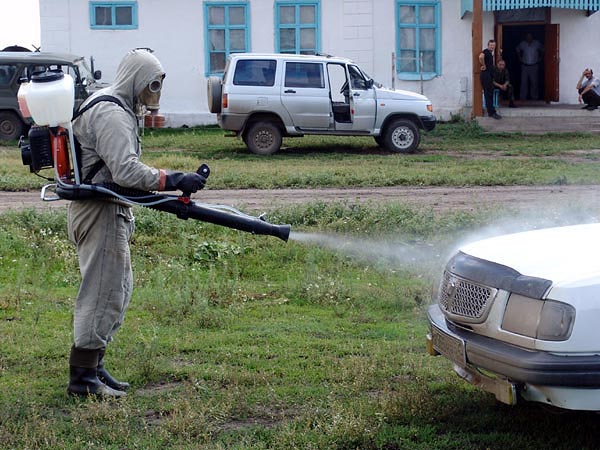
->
[2,184,600,214]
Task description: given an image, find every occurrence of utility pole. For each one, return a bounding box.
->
[472,0,483,117]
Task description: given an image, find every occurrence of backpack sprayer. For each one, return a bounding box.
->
[17,69,290,241]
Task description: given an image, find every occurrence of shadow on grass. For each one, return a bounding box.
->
[277,143,398,157]
[379,382,600,450]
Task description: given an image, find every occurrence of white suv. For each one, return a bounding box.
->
[427,223,600,411]
[207,53,435,155]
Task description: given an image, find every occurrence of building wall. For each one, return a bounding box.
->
[39,0,600,126]
[552,8,600,104]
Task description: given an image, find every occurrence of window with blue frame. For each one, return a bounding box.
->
[90,2,137,29]
[204,2,249,75]
[275,2,320,55]
[396,1,441,80]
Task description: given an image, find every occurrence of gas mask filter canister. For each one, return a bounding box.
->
[138,78,162,112]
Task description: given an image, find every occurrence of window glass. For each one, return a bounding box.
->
[420,6,435,24]
[229,6,245,25]
[209,6,225,25]
[280,29,296,51]
[400,28,415,48]
[115,6,132,25]
[285,62,324,88]
[396,1,440,78]
[399,5,416,23]
[349,65,368,90]
[90,2,136,29]
[95,6,112,25]
[204,3,249,75]
[0,65,16,85]
[299,5,315,23]
[233,60,276,86]
[210,54,227,73]
[276,2,320,54]
[300,28,315,50]
[400,50,416,72]
[420,28,435,49]
[210,29,226,51]
[280,6,295,24]
[230,29,246,51]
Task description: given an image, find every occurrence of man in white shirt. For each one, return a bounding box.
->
[517,33,544,101]
[576,68,600,111]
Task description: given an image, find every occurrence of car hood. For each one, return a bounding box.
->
[375,86,429,102]
[459,223,600,287]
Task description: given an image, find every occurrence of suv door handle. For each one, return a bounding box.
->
[284,89,296,94]
[353,92,361,97]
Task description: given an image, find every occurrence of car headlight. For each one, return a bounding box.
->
[502,294,575,341]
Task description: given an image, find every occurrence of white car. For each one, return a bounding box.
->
[207,53,435,155]
[427,223,600,411]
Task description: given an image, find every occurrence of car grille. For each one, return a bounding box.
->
[438,271,497,323]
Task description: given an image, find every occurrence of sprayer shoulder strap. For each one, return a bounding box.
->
[73,95,127,184]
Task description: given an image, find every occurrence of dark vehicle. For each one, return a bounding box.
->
[0,52,103,140]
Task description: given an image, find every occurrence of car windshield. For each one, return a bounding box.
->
[74,58,96,83]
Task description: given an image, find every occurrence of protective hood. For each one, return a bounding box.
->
[98,48,165,112]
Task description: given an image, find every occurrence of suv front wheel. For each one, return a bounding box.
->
[383,119,420,153]
[244,121,282,156]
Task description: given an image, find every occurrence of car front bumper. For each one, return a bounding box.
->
[427,304,600,409]
[420,116,436,132]
[427,304,600,386]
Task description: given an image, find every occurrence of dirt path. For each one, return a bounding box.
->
[2,185,600,214]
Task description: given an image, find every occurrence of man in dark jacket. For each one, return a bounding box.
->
[479,39,501,119]
[493,59,516,108]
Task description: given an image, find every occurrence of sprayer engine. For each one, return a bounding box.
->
[20,125,72,181]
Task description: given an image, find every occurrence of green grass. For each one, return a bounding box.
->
[2,122,600,190]
[3,123,600,449]
[2,204,600,450]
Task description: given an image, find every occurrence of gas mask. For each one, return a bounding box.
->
[137,77,163,113]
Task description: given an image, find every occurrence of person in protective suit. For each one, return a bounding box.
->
[67,48,206,397]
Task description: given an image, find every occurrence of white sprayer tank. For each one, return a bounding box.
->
[24,70,74,127]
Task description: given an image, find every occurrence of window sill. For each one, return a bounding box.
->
[396,73,439,81]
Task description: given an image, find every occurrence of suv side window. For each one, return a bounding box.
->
[348,65,368,90]
[0,65,17,85]
[284,62,324,88]
[233,60,276,86]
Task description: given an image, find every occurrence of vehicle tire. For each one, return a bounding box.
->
[383,119,420,153]
[207,76,222,113]
[0,111,25,141]
[244,121,282,155]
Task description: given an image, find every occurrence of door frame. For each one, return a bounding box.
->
[494,9,559,103]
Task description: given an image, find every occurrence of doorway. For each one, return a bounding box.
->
[501,24,545,102]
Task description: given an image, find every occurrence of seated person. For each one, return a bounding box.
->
[576,68,600,110]
[493,60,516,107]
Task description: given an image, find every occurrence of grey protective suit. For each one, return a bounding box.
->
[68,49,166,350]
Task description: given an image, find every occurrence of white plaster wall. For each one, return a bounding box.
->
[39,0,600,127]
[41,0,215,126]
[552,8,600,105]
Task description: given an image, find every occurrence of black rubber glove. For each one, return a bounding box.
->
[165,171,206,194]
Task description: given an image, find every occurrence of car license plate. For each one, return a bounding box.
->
[430,325,466,366]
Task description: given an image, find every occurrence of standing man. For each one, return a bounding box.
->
[576,68,600,110]
[517,32,544,101]
[494,59,516,108]
[67,48,207,397]
[479,39,501,119]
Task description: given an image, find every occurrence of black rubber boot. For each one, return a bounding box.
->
[67,346,126,398]
[97,349,130,391]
